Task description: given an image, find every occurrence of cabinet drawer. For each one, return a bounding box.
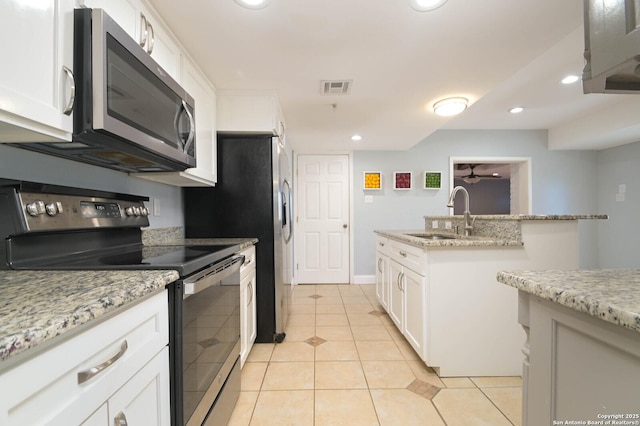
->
[0,291,169,426]
[388,239,426,275]
[376,236,390,255]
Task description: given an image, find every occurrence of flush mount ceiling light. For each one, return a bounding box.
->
[233,0,271,10]
[509,106,524,114]
[351,134,363,141]
[433,97,468,117]
[410,0,448,11]
[561,75,580,84]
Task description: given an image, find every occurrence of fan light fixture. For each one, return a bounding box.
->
[233,0,271,10]
[433,97,468,117]
[463,176,481,184]
[509,106,524,114]
[410,0,448,11]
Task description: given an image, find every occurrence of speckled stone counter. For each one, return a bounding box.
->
[141,226,257,250]
[374,230,523,247]
[497,269,640,334]
[424,214,607,241]
[0,270,178,366]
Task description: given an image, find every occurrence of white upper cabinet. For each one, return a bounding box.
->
[217,90,286,138]
[0,0,75,142]
[79,0,181,81]
[133,56,218,186]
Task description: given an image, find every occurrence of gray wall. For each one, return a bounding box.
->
[353,129,602,276]
[0,145,183,228]
[596,141,640,268]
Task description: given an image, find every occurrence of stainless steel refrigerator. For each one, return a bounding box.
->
[184,134,292,343]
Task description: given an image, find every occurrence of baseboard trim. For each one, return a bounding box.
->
[353,275,375,285]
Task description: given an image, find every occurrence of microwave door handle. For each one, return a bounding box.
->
[181,100,195,154]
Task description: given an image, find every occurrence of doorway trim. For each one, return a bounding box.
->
[449,156,532,214]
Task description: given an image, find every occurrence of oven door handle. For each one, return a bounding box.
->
[183,255,244,296]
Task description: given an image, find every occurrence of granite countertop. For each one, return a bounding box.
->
[182,238,258,251]
[497,269,640,334]
[375,230,523,247]
[0,270,179,366]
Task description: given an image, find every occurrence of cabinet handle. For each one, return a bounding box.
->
[62,66,75,116]
[139,13,148,48]
[399,251,407,257]
[377,258,382,273]
[401,273,405,291]
[379,242,385,247]
[114,411,128,426]
[146,22,155,54]
[247,281,253,307]
[77,340,128,384]
[397,272,402,290]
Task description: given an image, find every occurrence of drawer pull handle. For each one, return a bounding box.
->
[399,251,407,257]
[78,340,128,384]
[114,411,128,426]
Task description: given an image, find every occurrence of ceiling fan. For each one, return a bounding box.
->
[457,164,502,184]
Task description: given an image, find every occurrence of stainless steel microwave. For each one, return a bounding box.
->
[10,8,196,173]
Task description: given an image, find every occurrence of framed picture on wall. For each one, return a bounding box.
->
[393,172,412,190]
[423,171,442,189]
[363,171,382,190]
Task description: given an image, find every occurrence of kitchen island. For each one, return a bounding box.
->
[497,269,640,426]
[374,214,606,377]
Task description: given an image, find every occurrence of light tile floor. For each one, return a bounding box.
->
[229,284,522,426]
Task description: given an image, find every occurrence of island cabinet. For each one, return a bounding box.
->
[239,245,257,367]
[0,291,170,426]
[520,294,640,426]
[379,238,427,359]
[375,236,390,311]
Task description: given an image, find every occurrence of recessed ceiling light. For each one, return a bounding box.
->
[351,134,363,141]
[509,106,524,114]
[233,0,271,10]
[433,97,468,116]
[410,0,447,11]
[561,75,580,84]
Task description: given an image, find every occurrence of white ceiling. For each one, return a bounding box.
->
[147,0,640,154]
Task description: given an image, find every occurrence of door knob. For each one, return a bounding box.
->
[343,224,348,229]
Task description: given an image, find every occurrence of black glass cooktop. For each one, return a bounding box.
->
[10,244,239,276]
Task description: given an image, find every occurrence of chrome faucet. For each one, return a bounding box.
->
[447,186,473,236]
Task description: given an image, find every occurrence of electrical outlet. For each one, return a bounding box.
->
[364,195,373,203]
[445,221,452,229]
[616,193,625,202]
[619,184,626,193]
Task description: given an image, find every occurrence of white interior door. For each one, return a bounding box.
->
[296,155,350,284]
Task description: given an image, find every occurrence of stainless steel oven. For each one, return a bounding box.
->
[0,180,242,426]
[171,255,243,425]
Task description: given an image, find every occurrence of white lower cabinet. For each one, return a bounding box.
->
[383,239,427,359]
[239,246,257,367]
[0,291,170,426]
[375,237,389,311]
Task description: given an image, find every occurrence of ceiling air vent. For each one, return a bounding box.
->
[321,80,352,95]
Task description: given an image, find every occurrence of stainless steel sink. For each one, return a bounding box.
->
[406,233,456,240]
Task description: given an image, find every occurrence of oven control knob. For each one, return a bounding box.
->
[26,201,45,216]
[133,206,141,216]
[125,206,135,217]
[45,202,59,216]
[140,207,150,216]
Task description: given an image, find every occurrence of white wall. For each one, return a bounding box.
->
[0,145,183,228]
[353,129,602,276]
[596,141,640,268]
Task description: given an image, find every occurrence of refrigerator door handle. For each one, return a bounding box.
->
[282,178,293,243]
